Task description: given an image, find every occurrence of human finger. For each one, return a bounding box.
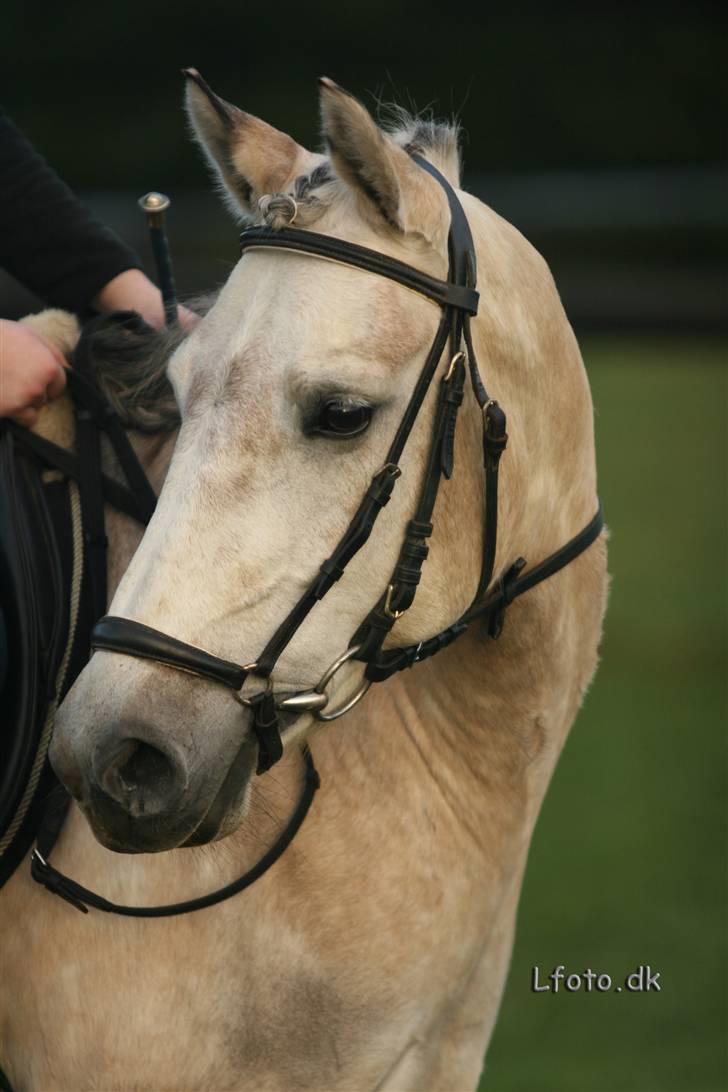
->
[13,406,39,429]
[45,360,68,401]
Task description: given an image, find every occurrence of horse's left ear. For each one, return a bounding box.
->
[183,69,316,217]
[319,78,450,245]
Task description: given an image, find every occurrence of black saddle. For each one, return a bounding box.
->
[0,315,157,888]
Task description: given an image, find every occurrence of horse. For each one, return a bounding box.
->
[0,74,607,1090]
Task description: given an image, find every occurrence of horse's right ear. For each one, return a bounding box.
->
[183,69,314,218]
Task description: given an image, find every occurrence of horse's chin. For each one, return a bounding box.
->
[81,805,195,855]
[81,780,254,854]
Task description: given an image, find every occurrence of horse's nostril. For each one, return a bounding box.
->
[117,741,175,795]
[98,738,182,818]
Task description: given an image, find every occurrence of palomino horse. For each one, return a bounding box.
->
[0,75,607,1090]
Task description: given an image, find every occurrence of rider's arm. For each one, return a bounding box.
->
[0,110,143,314]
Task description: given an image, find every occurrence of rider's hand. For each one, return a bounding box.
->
[92,268,199,331]
[0,319,68,428]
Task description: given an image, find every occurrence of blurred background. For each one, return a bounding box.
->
[2,2,725,1088]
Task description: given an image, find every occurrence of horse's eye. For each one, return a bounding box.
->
[314,400,372,438]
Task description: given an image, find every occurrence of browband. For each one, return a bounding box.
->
[238,226,480,316]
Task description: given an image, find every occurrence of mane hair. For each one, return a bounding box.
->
[382,106,462,180]
[74,310,190,434]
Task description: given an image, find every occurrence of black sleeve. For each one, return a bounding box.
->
[0,111,142,313]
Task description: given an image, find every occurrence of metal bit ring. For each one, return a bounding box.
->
[313,644,371,721]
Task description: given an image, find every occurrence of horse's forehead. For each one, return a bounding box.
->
[232,260,435,372]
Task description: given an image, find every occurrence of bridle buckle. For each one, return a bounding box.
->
[383,583,406,622]
[445,350,465,382]
[234,662,267,708]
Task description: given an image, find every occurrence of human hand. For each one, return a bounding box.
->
[0,319,68,427]
[93,269,199,331]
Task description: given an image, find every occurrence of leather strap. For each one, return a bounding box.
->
[248,690,283,774]
[412,154,477,287]
[92,615,249,691]
[470,399,508,606]
[353,352,467,662]
[253,313,451,677]
[365,504,604,682]
[31,749,319,917]
[5,360,157,529]
[73,395,107,620]
[351,156,477,663]
[67,367,157,524]
[239,226,479,316]
[4,425,150,525]
[463,502,605,631]
[252,460,403,677]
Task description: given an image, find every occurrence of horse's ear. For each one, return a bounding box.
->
[319,77,449,245]
[183,69,314,217]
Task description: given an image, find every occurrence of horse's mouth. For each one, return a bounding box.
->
[55,727,259,854]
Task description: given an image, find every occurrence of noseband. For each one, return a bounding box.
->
[31,157,602,917]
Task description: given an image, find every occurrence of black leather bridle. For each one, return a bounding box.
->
[31,157,603,916]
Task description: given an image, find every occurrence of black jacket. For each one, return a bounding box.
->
[0,112,140,313]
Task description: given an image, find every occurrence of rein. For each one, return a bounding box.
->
[29,156,603,917]
[18,349,319,917]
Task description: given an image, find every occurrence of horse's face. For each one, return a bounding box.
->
[51,76,483,852]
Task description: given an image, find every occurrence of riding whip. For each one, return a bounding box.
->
[138,191,177,326]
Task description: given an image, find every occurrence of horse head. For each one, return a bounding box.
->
[51,74,596,854]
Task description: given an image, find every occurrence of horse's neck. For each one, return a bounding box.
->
[103,426,177,601]
[463,192,599,568]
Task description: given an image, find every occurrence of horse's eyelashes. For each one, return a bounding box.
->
[306,398,374,439]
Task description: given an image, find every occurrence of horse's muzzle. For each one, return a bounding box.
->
[51,712,257,853]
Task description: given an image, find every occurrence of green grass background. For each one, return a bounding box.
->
[482,337,727,1092]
